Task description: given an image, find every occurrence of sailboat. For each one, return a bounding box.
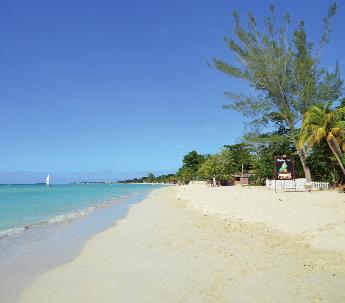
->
[45,174,51,186]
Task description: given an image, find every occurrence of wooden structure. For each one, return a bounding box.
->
[228,174,250,186]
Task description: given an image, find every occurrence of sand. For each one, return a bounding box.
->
[17,185,345,303]
[176,185,345,252]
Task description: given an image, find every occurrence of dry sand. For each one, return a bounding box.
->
[17,185,345,303]
[176,185,345,252]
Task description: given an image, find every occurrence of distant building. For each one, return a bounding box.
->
[228,173,250,186]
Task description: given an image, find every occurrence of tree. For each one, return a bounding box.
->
[299,102,345,176]
[213,3,343,181]
[181,151,206,172]
[305,140,343,184]
[155,174,177,184]
[249,131,304,184]
[176,151,206,183]
[197,154,229,183]
[222,143,254,174]
[176,167,195,184]
[146,173,156,183]
[197,143,254,183]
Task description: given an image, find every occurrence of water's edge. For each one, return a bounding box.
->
[0,189,156,303]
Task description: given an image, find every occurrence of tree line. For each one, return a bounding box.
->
[211,3,344,184]
[121,3,345,186]
[118,173,177,184]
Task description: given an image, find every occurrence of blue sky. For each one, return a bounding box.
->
[1,0,344,183]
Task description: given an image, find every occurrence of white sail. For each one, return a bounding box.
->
[46,174,50,186]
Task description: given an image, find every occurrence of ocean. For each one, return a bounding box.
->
[0,183,160,237]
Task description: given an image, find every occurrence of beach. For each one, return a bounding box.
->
[0,185,158,302]
[16,185,345,303]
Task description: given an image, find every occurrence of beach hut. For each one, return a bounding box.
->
[228,174,250,186]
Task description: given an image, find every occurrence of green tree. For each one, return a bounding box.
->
[146,173,156,183]
[306,140,343,184]
[156,174,177,184]
[222,143,254,174]
[176,167,195,184]
[197,143,254,183]
[249,132,303,184]
[167,174,177,184]
[176,151,206,183]
[197,154,229,183]
[181,151,205,172]
[299,102,345,176]
[213,3,343,181]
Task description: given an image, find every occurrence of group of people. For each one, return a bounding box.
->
[206,177,221,187]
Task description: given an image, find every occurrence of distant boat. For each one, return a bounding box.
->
[46,174,51,186]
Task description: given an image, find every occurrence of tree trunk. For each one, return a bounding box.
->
[327,140,345,177]
[290,126,312,182]
[296,147,312,182]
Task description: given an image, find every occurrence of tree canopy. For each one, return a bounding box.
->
[176,151,206,183]
[299,102,345,176]
[213,3,343,181]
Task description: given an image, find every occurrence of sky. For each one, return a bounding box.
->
[0,0,344,183]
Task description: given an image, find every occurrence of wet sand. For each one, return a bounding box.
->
[0,193,147,303]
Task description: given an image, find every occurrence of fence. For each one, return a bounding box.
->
[311,181,329,191]
[266,178,306,191]
[188,181,207,186]
[265,178,329,191]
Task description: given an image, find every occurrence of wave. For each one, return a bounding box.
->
[47,206,97,224]
[0,197,126,239]
[0,226,27,238]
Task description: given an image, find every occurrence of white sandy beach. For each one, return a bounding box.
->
[17,185,345,303]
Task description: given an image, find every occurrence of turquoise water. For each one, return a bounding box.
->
[0,184,159,236]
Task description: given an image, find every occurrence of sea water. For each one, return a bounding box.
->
[0,183,160,237]
[0,183,162,302]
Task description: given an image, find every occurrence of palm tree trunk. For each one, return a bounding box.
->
[327,139,345,177]
[296,147,312,182]
[290,127,312,182]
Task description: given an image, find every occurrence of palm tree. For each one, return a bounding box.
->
[299,102,345,177]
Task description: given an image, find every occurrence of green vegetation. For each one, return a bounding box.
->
[213,3,342,182]
[300,102,345,176]
[176,151,206,184]
[197,144,253,184]
[120,3,344,187]
[118,173,177,184]
[197,154,229,184]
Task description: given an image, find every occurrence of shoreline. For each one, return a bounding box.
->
[0,193,139,239]
[16,185,345,302]
[0,183,161,239]
[0,192,152,303]
[0,201,110,239]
